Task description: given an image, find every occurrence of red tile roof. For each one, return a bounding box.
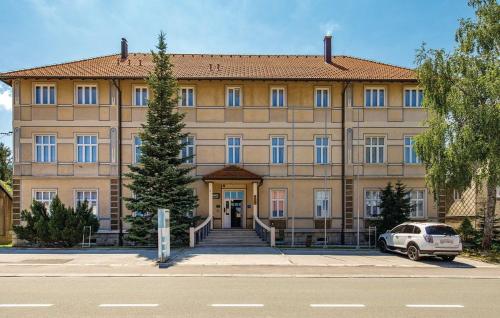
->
[0,53,416,82]
[203,165,262,181]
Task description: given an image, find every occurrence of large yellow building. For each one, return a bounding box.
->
[0,37,444,245]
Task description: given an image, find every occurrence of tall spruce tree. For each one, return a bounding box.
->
[376,181,413,233]
[124,32,197,246]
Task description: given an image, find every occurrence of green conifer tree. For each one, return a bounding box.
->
[376,181,413,233]
[124,32,197,246]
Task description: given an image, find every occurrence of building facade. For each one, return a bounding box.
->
[1,37,443,245]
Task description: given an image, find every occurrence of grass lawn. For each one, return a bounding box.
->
[0,243,12,248]
[462,248,500,264]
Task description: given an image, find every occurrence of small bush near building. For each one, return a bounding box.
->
[13,196,99,247]
[457,217,477,244]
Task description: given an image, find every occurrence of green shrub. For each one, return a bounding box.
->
[13,196,99,247]
[457,217,477,244]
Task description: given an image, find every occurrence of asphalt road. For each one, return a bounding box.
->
[0,277,499,317]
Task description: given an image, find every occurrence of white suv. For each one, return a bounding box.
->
[378,222,462,261]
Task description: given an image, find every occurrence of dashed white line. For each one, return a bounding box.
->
[406,304,464,308]
[0,304,53,308]
[310,304,366,308]
[211,304,264,308]
[99,304,159,308]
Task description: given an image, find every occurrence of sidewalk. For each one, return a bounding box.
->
[0,247,498,278]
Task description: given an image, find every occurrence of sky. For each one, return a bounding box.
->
[0,0,475,150]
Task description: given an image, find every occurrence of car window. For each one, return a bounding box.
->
[425,225,457,235]
[413,226,421,234]
[402,225,415,234]
[391,225,405,233]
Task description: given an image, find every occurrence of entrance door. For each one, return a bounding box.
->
[223,191,244,228]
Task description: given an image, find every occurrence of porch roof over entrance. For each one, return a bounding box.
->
[202,165,262,181]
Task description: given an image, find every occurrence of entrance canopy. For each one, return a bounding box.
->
[202,165,262,182]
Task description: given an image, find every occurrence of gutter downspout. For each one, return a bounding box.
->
[112,79,123,246]
[340,82,349,245]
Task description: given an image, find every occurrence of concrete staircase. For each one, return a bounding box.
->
[197,229,269,247]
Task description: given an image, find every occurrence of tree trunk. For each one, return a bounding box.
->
[481,179,497,250]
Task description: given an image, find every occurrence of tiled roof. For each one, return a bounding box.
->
[203,165,262,181]
[0,53,416,81]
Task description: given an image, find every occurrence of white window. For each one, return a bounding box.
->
[76,85,97,105]
[179,87,195,107]
[134,86,148,106]
[364,87,385,107]
[181,136,195,164]
[75,190,98,215]
[133,136,142,164]
[315,88,330,108]
[33,190,56,211]
[227,87,241,107]
[34,135,56,163]
[76,135,97,163]
[404,88,423,107]
[270,189,286,218]
[227,136,241,164]
[365,190,381,217]
[34,84,56,105]
[315,189,331,218]
[496,186,500,199]
[453,190,462,201]
[404,136,421,164]
[365,137,385,164]
[270,87,285,107]
[409,190,425,218]
[315,137,329,164]
[271,137,285,164]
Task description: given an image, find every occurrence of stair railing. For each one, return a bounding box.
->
[255,216,275,247]
[189,215,212,248]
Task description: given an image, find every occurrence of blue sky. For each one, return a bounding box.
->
[0,0,474,150]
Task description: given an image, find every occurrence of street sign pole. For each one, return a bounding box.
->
[158,208,170,263]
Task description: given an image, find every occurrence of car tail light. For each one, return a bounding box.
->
[424,234,433,243]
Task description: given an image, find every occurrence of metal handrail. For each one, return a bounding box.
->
[255,216,275,247]
[189,216,212,248]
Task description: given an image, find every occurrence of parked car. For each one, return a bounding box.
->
[378,222,462,261]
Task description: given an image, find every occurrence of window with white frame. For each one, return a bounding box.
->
[76,85,97,105]
[181,136,195,164]
[404,88,423,107]
[133,136,142,164]
[271,87,285,107]
[179,87,195,107]
[34,135,56,162]
[227,87,241,107]
[34,84,56,105]
[453,190,462,201]
[76,135,97,163]
[315,189,331,218]
[227,136,241,164]
[364,87,385,107]
[409,190,425,218]
[33,190,56,211]
[496,186,500,198]
[270,189,286,218]
[404,136,421,164]
[75,190,98,215]
[315,137,329,164]
[365,137,385,164]
[271,137,285,164]
[315,88,330,108]
[365,190,382,217]
[134,86,148,106]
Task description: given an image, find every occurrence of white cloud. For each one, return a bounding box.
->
[0,89,12,111]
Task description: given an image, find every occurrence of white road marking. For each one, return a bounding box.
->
[0,304,53,308]
[310,304,366,308]
[406,304,464,308]
[99,304,159,307]
[211,304,264,307]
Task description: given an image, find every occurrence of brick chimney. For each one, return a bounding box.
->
[121,38,128,60]
[323,35,332,64]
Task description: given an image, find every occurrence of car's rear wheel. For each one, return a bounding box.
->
[407,244,420,261]
[441,255,456,262]
[378,239,388,253]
